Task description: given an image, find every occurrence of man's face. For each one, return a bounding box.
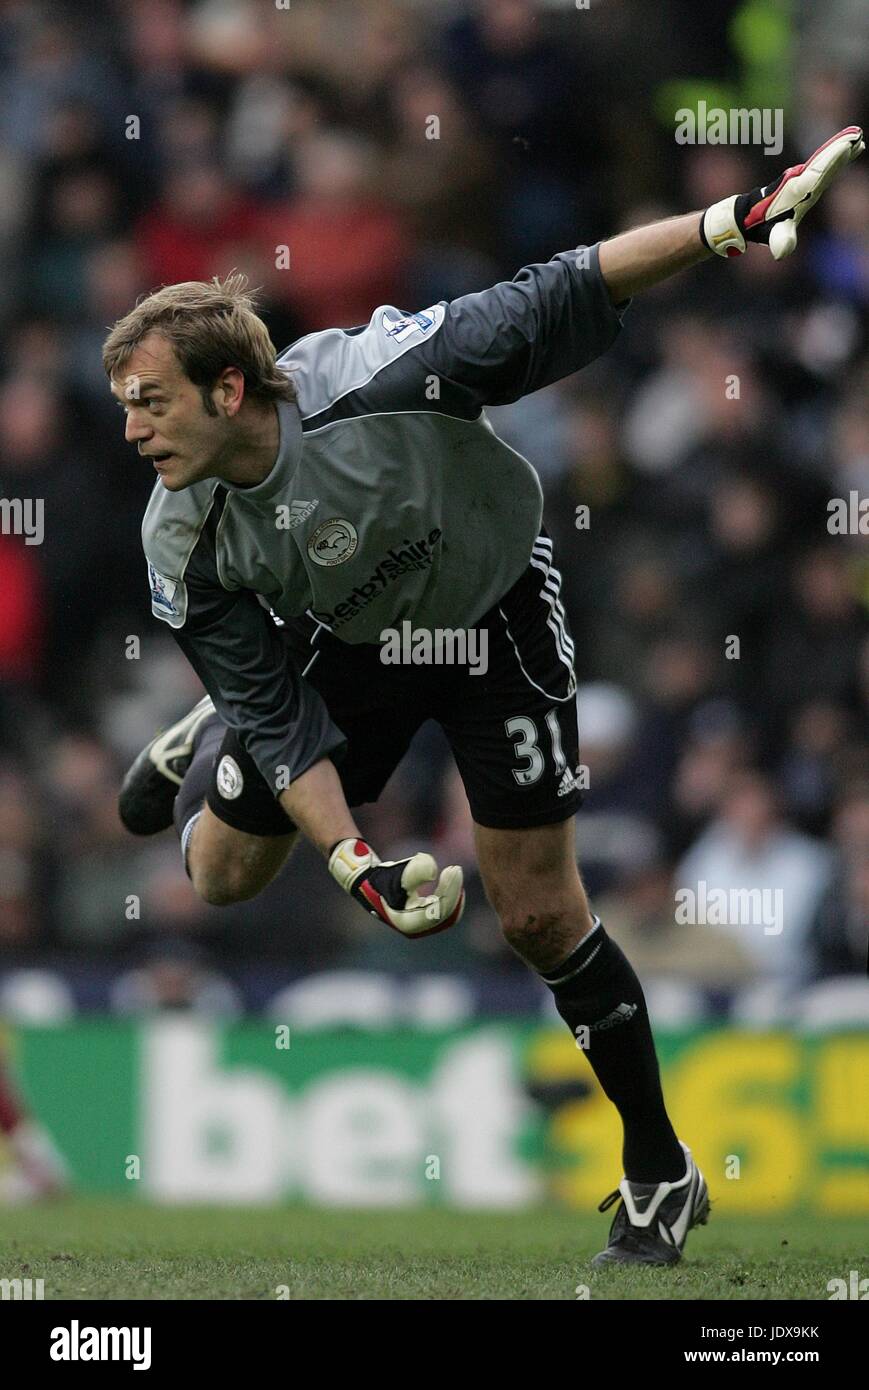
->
[110,332,230,491]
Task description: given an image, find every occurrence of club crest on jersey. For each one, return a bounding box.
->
[381,304,445,344]
[307,518,358,567]
[216,755,243,800]
[148,562,179,617]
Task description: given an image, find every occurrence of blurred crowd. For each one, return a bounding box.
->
[0,0,866,1022]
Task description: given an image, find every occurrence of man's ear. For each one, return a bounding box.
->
[215,367,245,417]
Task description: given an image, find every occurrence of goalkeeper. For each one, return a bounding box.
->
[105,128,863,1265]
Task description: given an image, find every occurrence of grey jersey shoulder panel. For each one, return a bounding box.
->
[279,301,453,424]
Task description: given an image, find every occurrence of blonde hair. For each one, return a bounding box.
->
[102,272,296,413]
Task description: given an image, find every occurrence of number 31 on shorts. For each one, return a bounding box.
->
[506,711,568,786]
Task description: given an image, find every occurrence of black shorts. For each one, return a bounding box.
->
[206,534,581,835]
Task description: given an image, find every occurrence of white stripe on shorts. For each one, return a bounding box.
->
[529,539,575,669]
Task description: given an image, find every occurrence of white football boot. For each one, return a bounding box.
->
[118,694,217,835]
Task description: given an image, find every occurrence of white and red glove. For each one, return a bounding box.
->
[701,125,864,261]
[328,837,465,938]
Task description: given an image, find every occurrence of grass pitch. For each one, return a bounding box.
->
[2,1200,867,1300]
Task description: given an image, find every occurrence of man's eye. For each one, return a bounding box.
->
[116,397,163,415]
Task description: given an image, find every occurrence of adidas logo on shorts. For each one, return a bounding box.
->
[557,767,579,796]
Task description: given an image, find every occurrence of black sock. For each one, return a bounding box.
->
[540,920,684,1183]
[172,715,224,866]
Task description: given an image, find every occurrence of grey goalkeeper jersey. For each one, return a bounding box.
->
[142,242,628,794]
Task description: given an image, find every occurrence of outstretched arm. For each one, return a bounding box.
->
[599,125,864,305]
[344,129,863,416]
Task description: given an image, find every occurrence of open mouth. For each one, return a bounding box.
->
[151,453,173,467]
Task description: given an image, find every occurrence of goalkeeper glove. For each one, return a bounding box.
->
[701,125,864,261]
[328,837,465,938]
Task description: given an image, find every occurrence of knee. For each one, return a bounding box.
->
[489,872,594,965]
[498,905,578,957]
[487,872,581,947]
[186,818,297,906]
[188,842,268,906]
[190,861,260,906]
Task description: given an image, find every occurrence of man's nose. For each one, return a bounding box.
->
[125,410,152,445]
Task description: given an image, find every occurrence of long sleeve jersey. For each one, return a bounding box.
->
[142,242,629,795]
